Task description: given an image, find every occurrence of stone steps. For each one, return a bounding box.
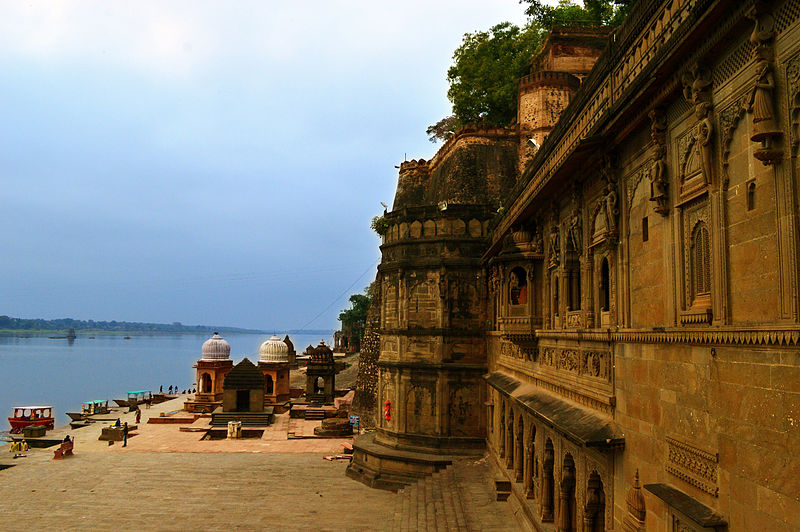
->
[304,408,325,420]
[209,413,271,426]
[384,458,519,532]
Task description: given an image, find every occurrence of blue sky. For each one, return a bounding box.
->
[0,1,531,331]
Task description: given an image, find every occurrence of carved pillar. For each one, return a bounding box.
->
[515,421,524,482]
[524,439,534,497]
[498,401,506,459]
[556,464,575,532]
[584,474,602,531]
[505,411,514,469]
[541,446,555,522]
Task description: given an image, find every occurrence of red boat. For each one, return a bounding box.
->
[8,406,54,434]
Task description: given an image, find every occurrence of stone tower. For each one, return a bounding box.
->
[518,26,609,146]
[348,129,520,489]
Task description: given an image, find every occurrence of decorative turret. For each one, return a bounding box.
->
[259,335,289,363]
[201,332,230,361]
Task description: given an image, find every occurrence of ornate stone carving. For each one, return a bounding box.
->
[788,57,800,156]
[622,470,646,532]
[666,436,719,496]
[539,346,610,381]
[747,4,783,165]
[648,108,669,215]
[549,222,560,268]
[681,65,715,187]
[567,185,583,253]
[682,197,711,308]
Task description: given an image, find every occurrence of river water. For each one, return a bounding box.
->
[0,332,331,429]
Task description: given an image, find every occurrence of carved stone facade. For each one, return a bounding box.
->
[484,1,800,530]
[351,2,800,530]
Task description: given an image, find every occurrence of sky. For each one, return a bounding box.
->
[0,1,533,331]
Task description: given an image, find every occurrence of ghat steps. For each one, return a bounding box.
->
[384,458,521,532]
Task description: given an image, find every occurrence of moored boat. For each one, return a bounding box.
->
[125,390,152,410]
[7,406,54,434]
[66,400,110,421]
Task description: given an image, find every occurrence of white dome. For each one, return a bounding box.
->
[259,334,289,363]
[201,333,230,361]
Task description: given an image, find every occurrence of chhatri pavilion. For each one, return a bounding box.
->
[257,335,291,408]
[184,332,233,413]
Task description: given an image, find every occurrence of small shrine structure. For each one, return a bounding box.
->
[305,340,336,404]
[211,357,273,426]
[185,332,233,413]
[258,335,290,405]
[222,358,264,412]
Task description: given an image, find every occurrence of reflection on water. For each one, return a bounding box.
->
[0,332,330,428]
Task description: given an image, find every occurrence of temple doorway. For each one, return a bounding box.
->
[236,390,249,411]
[266,375,274,395]
[201,373,212,393]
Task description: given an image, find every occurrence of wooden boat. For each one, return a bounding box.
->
[8,406,54,434]
[113,399,129,408]
[66,400,110,421]
[126,390,152,410]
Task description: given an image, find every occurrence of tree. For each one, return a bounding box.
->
[521,0,635,28]
[432,22,544,139]
[338,290,372,348]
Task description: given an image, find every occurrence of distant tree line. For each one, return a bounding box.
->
[0,315,265,334]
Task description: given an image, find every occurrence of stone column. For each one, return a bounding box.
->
[515,423,524,482]
[505,412,514,469]
[541,448,554,522]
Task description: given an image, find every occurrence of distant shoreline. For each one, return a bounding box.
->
[0,329,334,337]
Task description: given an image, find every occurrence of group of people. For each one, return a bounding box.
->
[159,385,195,394]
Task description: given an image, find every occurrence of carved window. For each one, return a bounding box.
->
[747,181,756,211]
[509,267,528,306]
[691,223,711,302]
[642,217,649,242]
[599,258,610,311]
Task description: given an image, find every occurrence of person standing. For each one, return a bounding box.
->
[122,422,128,447]
[135,408,141,424]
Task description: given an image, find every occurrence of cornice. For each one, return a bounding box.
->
[534,326,800,346]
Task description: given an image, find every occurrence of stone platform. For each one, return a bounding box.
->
[347,431,459,491]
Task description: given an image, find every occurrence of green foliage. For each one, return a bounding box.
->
[338,291,372,342]
[444,22,544,129]
[426,115,460,143]
[371,215,390,236]
[521,0,635,28]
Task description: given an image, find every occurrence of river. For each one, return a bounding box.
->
[0,331,331,429]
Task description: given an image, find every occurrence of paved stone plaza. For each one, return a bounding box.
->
[0,397,521,531]
[0,452,395,531]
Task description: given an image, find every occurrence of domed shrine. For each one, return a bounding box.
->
[305,340,336,404]
[258,335,291,405]
[185,332,233,413]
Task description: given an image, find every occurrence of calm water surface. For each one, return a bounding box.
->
[0,332,330,429]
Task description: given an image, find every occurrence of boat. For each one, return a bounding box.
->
[126,390,152,410]
[123,336,131,340]
[66,400,110,421]
[113,398,129,408]
[7,406,54,434]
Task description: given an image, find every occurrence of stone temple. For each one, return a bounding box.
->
[348,1,800,530]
